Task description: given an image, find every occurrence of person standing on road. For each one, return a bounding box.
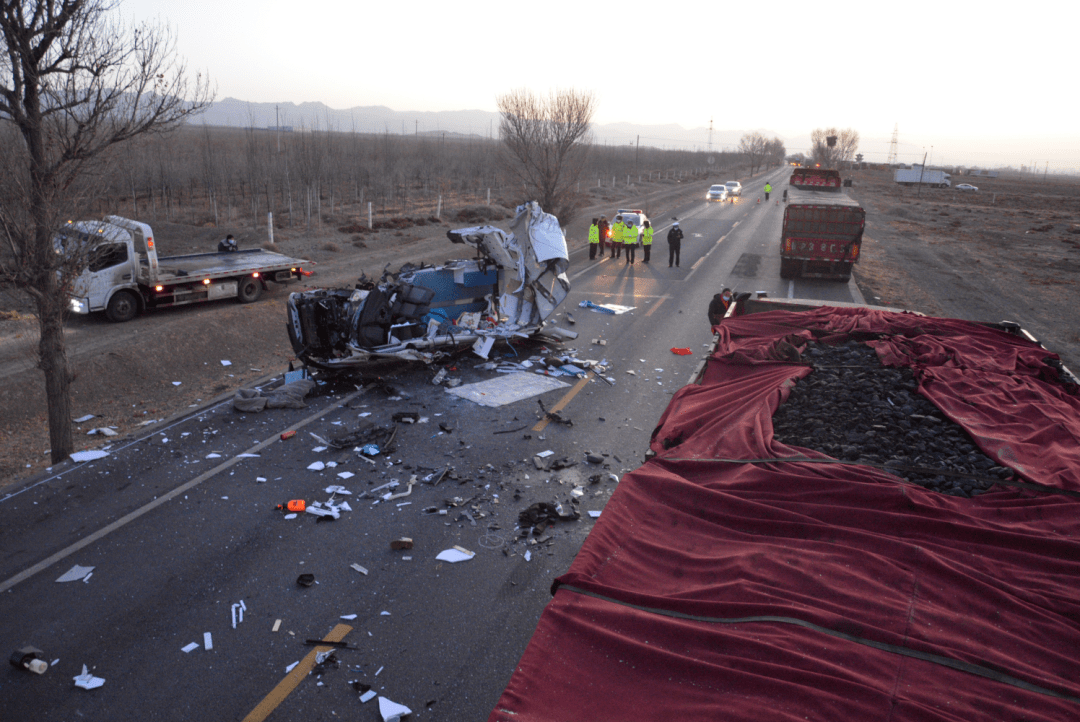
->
[764,182,772,201]
[588,218,600,260]
[782,188,788,203]
[624,220,638,265]
[641,220,653,264]
[610,216,625,259]
[598,216,610,256]
[667,221,683,267]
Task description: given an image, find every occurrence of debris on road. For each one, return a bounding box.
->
[70,450,109,463]
[73,414,97,423]
[276,500,306,513]
[231,600,246,628]
[181,642,200,653]
[436,546,475,563]
[280,430,296,440]
[390,538,414,550]
[296,574,315,587]
[232,378,315,412]
[671,347,693,355]
[379,696,412,722]
[446,371,569,408]
[55,565,95,583]
[73,664,105,690]
[9,646,48,674]
[579,299,635,315]
[519,502,580,534]
[350,563,369,575]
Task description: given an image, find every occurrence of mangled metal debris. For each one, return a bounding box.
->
[286,201,570,369]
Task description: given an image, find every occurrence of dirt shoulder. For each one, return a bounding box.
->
[850,169,1080,374]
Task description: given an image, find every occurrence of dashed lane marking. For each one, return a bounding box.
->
[532,376,590,433]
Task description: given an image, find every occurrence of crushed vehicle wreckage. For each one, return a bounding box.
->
[286,202,571,370]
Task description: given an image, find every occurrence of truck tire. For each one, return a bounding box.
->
[105,290,139,323]
[837,263,853,282]
[238,277,263,304]
[779,258,798,280]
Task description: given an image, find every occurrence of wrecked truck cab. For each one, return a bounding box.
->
[286,201,570,370]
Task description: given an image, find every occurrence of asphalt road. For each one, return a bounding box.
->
[0,168,863,721]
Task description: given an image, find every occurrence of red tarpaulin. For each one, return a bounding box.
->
[491,307,1080,722]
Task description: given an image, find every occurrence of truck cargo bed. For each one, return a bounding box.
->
[138,249,299,283]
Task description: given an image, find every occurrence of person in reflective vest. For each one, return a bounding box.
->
[764,182,772,201]
[610,216,625,259]
[588,218,600,260]
[624,220,639,265]
[640,220,653,264]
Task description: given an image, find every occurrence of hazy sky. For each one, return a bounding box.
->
[124,0,1078,169]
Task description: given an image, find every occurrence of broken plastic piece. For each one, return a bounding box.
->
[73,664,105,690]
[350,563,369,575]
[436,547,475,563]
[277,500,306,513]
[390,538,414,550]
[73,414,96,423]
[379,696,413,722]
[181,642,200,653]
[307,461,326,471]
[70,450,109,462]
[360,689,377,703]
[296,573,315,587]
[280,430,297,440]
[56,564,95,583]
[671,347,693,355]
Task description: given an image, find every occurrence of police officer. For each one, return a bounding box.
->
[640,220,653,264]
[624,219,638,265]
[610,215,625,259]
[764,182,772,201]
[588,218,600,260]
[667,221,683,267]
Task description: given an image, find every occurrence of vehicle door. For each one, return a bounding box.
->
[76,243,133,310]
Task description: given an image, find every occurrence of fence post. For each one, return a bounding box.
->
[267,212,274,246]
[368,202,373,229]
[487,188,491,205]
[437,195,442,219]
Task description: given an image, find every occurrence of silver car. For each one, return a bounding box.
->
[706,184,728,202]
[724,181,743,196]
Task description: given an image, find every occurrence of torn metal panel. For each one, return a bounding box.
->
[286,202,569,369]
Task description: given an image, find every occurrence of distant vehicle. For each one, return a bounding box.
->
[956,184,979,192]
[706,185,728,202]
[724,181,743,196]
[616,208,649,240]
[779,168,864,282]
[894,167,951,188]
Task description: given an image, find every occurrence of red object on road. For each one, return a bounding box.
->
[670,348,692,356]
[280,430,296,440]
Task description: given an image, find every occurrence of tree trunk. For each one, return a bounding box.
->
[37,285,73,463]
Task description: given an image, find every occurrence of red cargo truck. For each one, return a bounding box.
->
[780,168,864,281]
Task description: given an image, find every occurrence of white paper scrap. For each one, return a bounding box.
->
[56,565,95,583]
[70,450,109,463]
[307,461,326,471]
[436,548,475,563]
[172,381,182,386]
[525,550,532,562]
[256,477,267,483]
[337,471,355,480]
[379,697,413,722]
[73,414,96,423]
[588,510,602,518]
[285,661,299,674]
[181,642,200,653]
[340,614,358,620]
[536,450,555,458]
[73,664,105,690]
[324,485,352,494]
[206,453,221,459]
[350,564,369,575]
[220,360,232,366]
[360,690,377,703]
[312,446,327,452]
[204,632,213,650]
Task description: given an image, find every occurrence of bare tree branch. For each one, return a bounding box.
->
[0,0,213,463]
[496,87,595,223]
[811,127,860,169]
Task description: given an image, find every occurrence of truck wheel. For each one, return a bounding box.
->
[779,258,798,280]
[105,290,139,323]
[837,263,853,282]
[238,277,263,304]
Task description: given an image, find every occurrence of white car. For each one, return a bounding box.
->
[615,208,649,237]
[724,181,743,197]
[956,184,979,192]
[706,184,728,202]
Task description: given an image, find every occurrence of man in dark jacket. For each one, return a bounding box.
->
[598,216,610,256]
[667,222,684,267]
[708,288,733,326]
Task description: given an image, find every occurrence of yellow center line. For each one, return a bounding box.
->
[532,376,590,432]
[242,624,353,722]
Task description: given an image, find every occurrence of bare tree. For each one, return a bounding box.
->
[496,88,595,223]
[765,137,786,168]
[738,131,769,175]
[811,127,860,169]
[0,0,212,464]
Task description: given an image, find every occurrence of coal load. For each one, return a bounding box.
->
[771,340,1014,497]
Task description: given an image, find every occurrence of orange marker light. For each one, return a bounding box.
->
[155,285,163,292]
[203,278,211,285]
[253,272,260,278]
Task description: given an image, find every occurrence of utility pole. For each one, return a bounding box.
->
[917,152,927,198]
[636,135,640,169]
[275,105,280,153]
[415,120,418,136]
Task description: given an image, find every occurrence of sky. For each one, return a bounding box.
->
[123,0,1080,170]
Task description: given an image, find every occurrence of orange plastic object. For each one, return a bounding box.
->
[280,430,296,440]
[671,348,693,355]
[276,499,306,513]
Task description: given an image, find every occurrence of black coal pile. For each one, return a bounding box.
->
[771,340,1015,497]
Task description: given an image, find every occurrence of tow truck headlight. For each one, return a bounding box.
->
[70,297,89,314]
